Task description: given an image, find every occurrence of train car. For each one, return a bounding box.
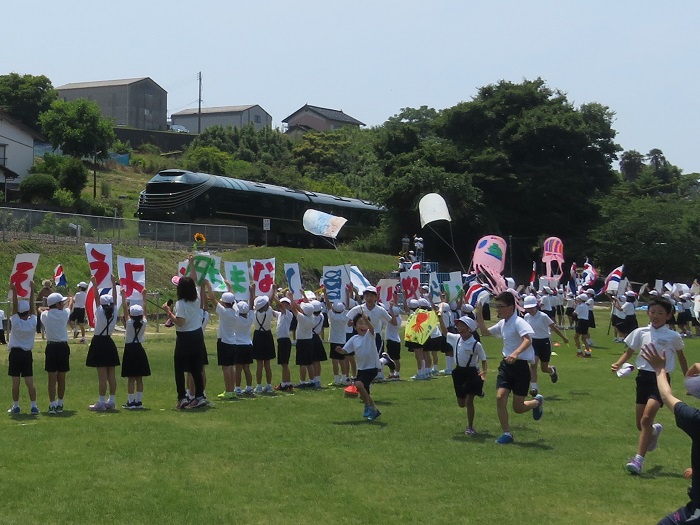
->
[136,170,384,246]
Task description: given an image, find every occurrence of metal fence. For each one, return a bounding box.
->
[0,206,248,249]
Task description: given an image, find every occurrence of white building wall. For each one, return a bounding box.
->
[0,116,36,185]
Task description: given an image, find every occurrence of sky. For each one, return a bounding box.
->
[5,1,700,173]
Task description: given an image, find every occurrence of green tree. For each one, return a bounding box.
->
[0,73,57,130]
[19,173,59,202]
[39,98,116,159]
[183,146,233,175]
[619,150,645,181]
[31,153,88,198]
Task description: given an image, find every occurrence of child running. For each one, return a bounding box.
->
[611,296,687,475]
[573,294,592,357]
[335,313,382,421]
[476,292,544,445]
[7,282,39,415]
[441,314,487,435]
[120,290,150,410]
[40,290,70,414]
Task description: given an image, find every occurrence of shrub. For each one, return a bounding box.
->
[112,139,132,155]
[183,146,233,175]
[137,143,161,155]
[19,173,58,202]
[31,153,88,197]
[101,180,111,198]
[52,188,75,208]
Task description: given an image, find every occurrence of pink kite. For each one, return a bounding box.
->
[470,235,507,295]
[542,237,564,280]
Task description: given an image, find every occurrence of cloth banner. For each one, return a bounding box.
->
[284,263,303,301]
[322,265,350,304]
[223,261,250,300]
[251,258,276,297]
[10,253,40,298]
[85,243,113,290]
[404,309,439,345]
[117,256,145,300]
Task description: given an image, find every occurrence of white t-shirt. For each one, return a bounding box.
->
[312,313,325,335]
[231,314,253,345]
[216,303,238,345]
[343,331,381,370]
[328,310,348,345]
[254,308,278,332]
[276,309,293,339]
[487,314,535,361]
[347,304,392,333]
[41,309,70,342]
[540,295,552,311]
[385,313,401,343]
[622,302,636,317]
[73,291,87,309]
[174,300,203,333]
[574,303,589,320]
[447,333,486,370]
[125,318,147,344]
[524,311,555,339]
[295,312,315,340]
[624,324,684,372]
[201,309,210,331]
[9,314,37,351]
[94,305,118,336]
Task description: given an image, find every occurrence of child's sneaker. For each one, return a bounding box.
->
[583,352,592,358]
[79,337,86,344]
[89,401,107,412]
[648,423,663,452]
[186,397,207,409]
[122,401,135,410]
[132,401,144,410]
[465,427,476,436]
[362,405,371,418]
[254,385,263,394]
[626,458,642,475]
[234,388,243,396]
[55,403,63,414]
[175,398,189,409]
[105,400,116,410]
[550,366,558,384]
[576,351,583,357]
[7,406,20,414]
[529,387,539,397]
[495,433,514,445]
[48,405,57,415]
[533,394,544,421]
[30,406,40,415]
[367,407,382,421]
[264,385,274,393]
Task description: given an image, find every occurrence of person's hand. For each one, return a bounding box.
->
[611,363,620,372]
[640,343,666,372]
[505,353,517,364]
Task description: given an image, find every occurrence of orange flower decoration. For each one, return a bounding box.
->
[193,232,206,251]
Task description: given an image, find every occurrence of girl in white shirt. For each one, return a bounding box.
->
[120,292,150,410]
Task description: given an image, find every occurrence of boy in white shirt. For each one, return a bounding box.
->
[40,291,71,414]
[611,296,688,475]
[7,282,39,415]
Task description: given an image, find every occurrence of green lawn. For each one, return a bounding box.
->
[1,310,697,524]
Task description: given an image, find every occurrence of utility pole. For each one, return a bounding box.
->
[197,71,202,134]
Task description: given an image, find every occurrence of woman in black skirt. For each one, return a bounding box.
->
[120,289,151,410]
[86,275,119,412]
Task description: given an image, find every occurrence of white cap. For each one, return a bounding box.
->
[650,290,660,296]
[455,316,477,331]
[391,305,401,316]
[624,291,636,298]
[311,300,322,312]
[129,304,144,316]
[236,301,249,314]
[576,294,588,302]
[616,363,635,378]
[47,292,66,307]
[254,295,270,311]
[418,298,431,308]
[100,294,114,305]
[279,297,291,305]
[301,302,315,316]
[221,292,236,304]
[77,281,88,289]
[461,304,474,313]
[685,376,700,399]
[332,301,345,313]
[364,286,377,294]
[586,288,595,295]
[523,296,539,309]
[407,298,419,309]
[17,300,30,313]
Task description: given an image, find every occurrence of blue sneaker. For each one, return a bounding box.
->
[7,406,20,414]
[367,408,382,421]
[533,394,544,421]
[495,433,514,445]
[362,405,371,418]
[30,406,40,415]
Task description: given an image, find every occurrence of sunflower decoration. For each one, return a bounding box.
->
[193,232,206,252]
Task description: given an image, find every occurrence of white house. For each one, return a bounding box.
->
[171,105,272,133]
[0,110,44,198]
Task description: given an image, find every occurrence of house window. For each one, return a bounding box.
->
[254,115,261,124]
[0,144,6,166]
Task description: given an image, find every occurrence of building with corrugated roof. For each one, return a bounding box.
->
[282,104,364,135]
[56,77,167,131]
[170,105,272,133]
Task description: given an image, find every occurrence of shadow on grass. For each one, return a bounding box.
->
[452,431,496,444]
[54,410,78,418]
[569,390,591,397]
[416,397,440,401]
[541,395,562,402]
[332,420,388,428]
[644,465,685,479]
[373,400,394,406]
[514,439,553,450]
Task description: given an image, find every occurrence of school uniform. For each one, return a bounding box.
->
[586,298,596,328]
[69,291,87,324]
[0,309,6,344]
[42,308,70,373]
[447,333,486,398]
[489,314,535,397]
[328,310,349,360]
[574,303,589,335]
[311,312,327,362]
[342,331,381,393]
[677,300,692,326]
[7,314,37,378]
[121,318,151,377]
[231,313,254,365]
[611,298,626,329]
[216,303,237,367]
[624,324,684,407]
[294,312,316,366]
[540,294,555,320]
[523,311,555,362]
[620,300,638,335]
[276,309,293,366]
[200,309,210,366]
[86,305,119,368]
[173,299,206,400]
[384,313,402,361]
[252,308,278,361]
[347,303,392,353]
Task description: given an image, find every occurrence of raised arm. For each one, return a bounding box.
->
[28,281,35,316]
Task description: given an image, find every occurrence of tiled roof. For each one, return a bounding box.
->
[282,104,364,126]
[171,105,258,116]
[57,77,159,90]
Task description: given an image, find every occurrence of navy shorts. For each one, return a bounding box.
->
[532,338,552,362]
[452,366,483,398]
[45,341,70,373]
[496,359,530,397]
[277,337,292,365]
[295,338,314,366]
[329,342,345,361]
[8,348,33,377]
[356,368,378,394]
[636,369,669,407]
[217,339,236,366]
[233,344,253,365]
[385,340,401,360]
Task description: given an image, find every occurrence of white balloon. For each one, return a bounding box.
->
[418,193,451,228]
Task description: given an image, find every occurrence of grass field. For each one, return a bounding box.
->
[1,309,698,524]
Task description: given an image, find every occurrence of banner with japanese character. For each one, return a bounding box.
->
[442,271,464,303]
[223,261,250,301]
[428,272,441,304]
[284,263,303,301]
[117,255,145,300]
[10,253,40,298]
[191,254,226,292]
[376,278,399,307]
[322,265,350,304]
[250,258,276,297]
[85,243,113,290]
[400,269,421,301]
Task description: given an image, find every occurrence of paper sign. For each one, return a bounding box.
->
[349,265,370,295]
[85,282,122,328]
[400,269,421,301]
[85,243,113,290]
[404,309,439,345]
[223,261,250,300]
[322,265,350,304]
[251,258,276,297]
[117,255,145,300]
[442,271,464,303]
[376,278,399,306]
[10,253,40,298]
[284,263,303,300]
[428,272,441,304]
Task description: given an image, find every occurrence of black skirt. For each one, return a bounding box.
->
[86,335,120,368]
[121,342,151,377]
